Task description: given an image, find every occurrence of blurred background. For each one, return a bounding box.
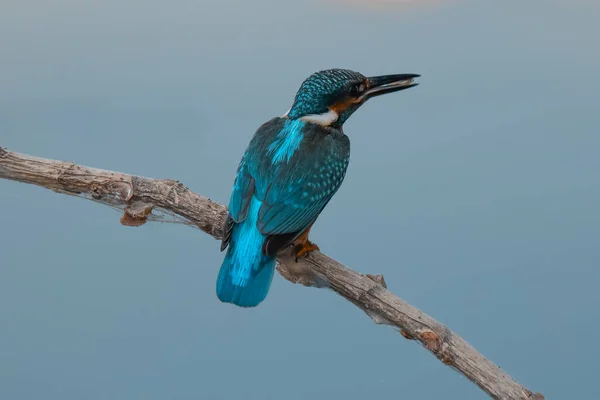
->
[1,0,599,398]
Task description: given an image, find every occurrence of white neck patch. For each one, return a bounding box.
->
[299,109,339,126]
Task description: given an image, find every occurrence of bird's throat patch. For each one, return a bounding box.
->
[299,109,339,126]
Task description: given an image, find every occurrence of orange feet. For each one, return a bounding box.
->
[293,240,320,261]
[292,222,320,261]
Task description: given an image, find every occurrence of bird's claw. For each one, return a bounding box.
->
[293,240,320,262]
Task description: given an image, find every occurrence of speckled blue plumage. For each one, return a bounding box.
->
[288,69,366,121]
[217,68,419,307]
[217,117,350,307]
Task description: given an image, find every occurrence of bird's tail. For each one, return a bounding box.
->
[216,232,276,308]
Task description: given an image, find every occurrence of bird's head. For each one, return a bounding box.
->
[285,68,419,127]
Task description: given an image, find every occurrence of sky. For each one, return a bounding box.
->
[1,0,599,398]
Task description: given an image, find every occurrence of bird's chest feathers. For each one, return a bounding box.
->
[267,119,306,165]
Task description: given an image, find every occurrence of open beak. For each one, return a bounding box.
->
[361,73,420,101]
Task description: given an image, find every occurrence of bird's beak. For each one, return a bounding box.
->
[361,73,420,101]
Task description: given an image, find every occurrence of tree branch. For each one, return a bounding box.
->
[0,147,544,400]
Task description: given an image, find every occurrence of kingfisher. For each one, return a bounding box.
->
[217,68,419,307]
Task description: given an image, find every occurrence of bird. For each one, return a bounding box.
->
[217,68,419,307]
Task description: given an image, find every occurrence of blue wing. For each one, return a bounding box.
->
[221,118,288,252]
[229,157,255,223]
[221,118,350,256]
[221,156,255,251]
[257,127,350,254]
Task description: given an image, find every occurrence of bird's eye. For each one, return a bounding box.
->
[349,85,361,97]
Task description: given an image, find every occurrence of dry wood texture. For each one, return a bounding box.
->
[0,147,544,400]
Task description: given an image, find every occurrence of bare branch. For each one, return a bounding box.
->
[0,147,544,400]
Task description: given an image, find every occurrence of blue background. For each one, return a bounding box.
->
[1,0,599,398]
